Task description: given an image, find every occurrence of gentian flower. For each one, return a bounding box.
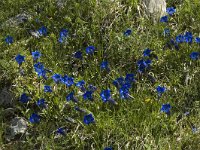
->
[34,62,47,79]
[29,113,40,123]
[83,114,95,125]
[15,54,25,65]
[164,28,170,37]
[44,85,52,92]
[83,91,93,100]
[74,51,82,59]
[184,32,193,43]
[137,59,151,73]
[58,29,68,43]
[100,61,109,70]
[195,37,200,43]
[100,89,111,103]
[36,99,46,108]
[125,73,135,84]
[113,77,124,88]
[143,48,151,57]
[5,35,13,45]
[166,7,176,15]
[56,127,65,135]
[160,103,171,114]
[124,29,132,36]
[160,16,168,23]
[20,93,30,103]
[119,85,130,99]
[38,26,47,36]
[31,51,41,61]
[176,34,184,43]
[104,147,113,150]
[190,52,199,60]
[61,75,74,87]
[86,46,95,54]
[66,92,77,102]
[52,74,61,83]
[76,80,86,91]
[156,85,166,97]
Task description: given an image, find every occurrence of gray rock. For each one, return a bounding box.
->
[0,87,14,107]
[5,117,28,141]
[142,0,166,20]
[1,13,31,28]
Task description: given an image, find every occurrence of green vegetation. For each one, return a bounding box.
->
[0,0,200,149]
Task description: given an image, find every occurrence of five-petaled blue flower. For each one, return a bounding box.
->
[34,62,47,79]
[5,35,13,45]
[113,77,124,88]
[160,16,168,23]
[125,73,135,84]
[61,75,74,87]
[156,85,166,97]
[184,32,193,43]
[100,89,111,102]
[56,127,65,135]
[195,37,200,43]
[15,54,25,65]
[100,61,109,70]
[20,93,30,103]
[36,99,46,108]
[44,85,52,92]
[176,34,184,43]
[137,59,151,73]
[66,92,75,101]
[124,29,132,36]
[160,103,171,114]
[143,48,151,57]
[74,51,82,59]
[83,91,93,100]
[52,74,61,83]
[76,80,85,91]
[83,114,95,125]
[119,85,130,99]
[166,7,176,15]
[86,46,95,54]
[32,51,41,61]
[164,28,170,37]
[58,29,68,43]
[29,113,40,123]
[190,52,199,60]
[104,147,113,150]
[38,26,47,36]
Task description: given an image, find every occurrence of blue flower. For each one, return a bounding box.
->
[52,74,61,83]
[124,29,132,36]
[137,59,151,73]
[113,77,124,88]
[190,52,200,60]
[15,54,25,65]
[160,16,168,23]
[74,51,82,59]
[20,93,30,103]
[36,99,46,108]
[119,85,130,99]
[164,28,170,37]
[143,48,151,57]
[184,32,193,43]
[195,37,200,43]
[29,113,40,123]
[156,86,166,97]
[86,46,95,54]
[83,91,93,100]
[60,29,68,38]
[76,80,85,88]
[166,7,176,15]
[125,73,135,84]
[34,62,47,79]
[100,61,109,70]
[100,89,111,102]
[31,51,41,61]
[66,92,74,101]
[56,127,65,135]
[61,75,74,87]
[160,103,171,114]
[5,35,13,45]
[44,85,52,92]
[176,34,184,43]
[104,147,113,150]
[38,26,47,36]
[83,114,95,125]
